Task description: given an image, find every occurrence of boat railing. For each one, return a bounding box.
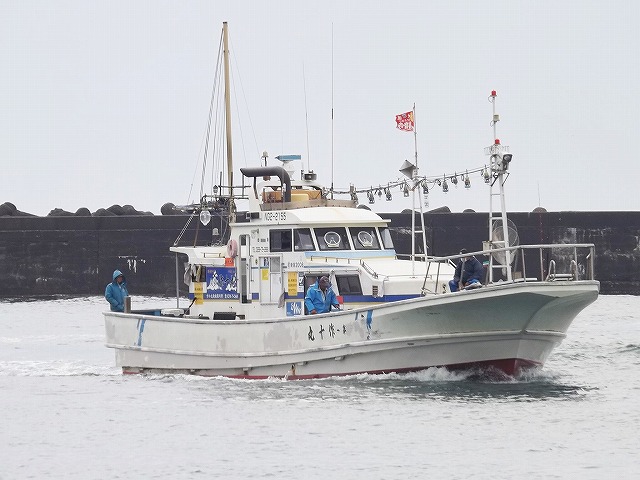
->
[307,255,442,284]
[395,253,428,260]
[360,260,378,279]
[305,256,383,279]
[309,256,373,266]
[424,243,596,294]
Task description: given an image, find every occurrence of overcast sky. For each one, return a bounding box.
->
[2,0,639,216]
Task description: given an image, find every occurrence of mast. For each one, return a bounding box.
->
[330,23,334,199]
[222,22,235,221]
[412,104,418,169]
[411,105,417,274]
[398,104,427,275]
[410,104,427,275]
[487,90,512,282]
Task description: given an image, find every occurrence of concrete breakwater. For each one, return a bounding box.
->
[0,211,638,297]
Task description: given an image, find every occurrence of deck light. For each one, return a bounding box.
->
[442,177,449,193]
[385,188,392,201]
[464,172,471,188]
[368,191,375,204]
[502,153,513,170]
[350,185,358,203]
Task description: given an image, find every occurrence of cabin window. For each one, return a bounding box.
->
[379,227,395,249]
[294,228,315,251]
[314,227,349,251]
[349,227,380,250]
[335,275,362,295]
[269,229,292,252]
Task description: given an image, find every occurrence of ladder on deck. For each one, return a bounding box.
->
[401,161,429,274]
[411,190,428,266]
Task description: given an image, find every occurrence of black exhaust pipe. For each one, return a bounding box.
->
[240,166,292,202]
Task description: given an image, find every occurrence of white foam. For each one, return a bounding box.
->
[0,360,120,377]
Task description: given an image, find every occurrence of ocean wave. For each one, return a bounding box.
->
[618,343,640,354]
[0,360,120,377]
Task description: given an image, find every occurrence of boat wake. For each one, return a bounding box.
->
[113,364,597,404]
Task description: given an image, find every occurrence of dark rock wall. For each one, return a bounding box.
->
[0,211,637,297]
[0,215,225,297]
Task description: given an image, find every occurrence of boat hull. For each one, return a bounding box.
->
[104,281,599,378]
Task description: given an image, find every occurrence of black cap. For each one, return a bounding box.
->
[459,248,468,254]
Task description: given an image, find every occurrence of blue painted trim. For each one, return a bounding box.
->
[189,291,417,303]
[304,250,396,259]
[136,318,146,347]
[285,292,419,302]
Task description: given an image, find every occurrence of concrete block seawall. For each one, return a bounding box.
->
[0,215,213,297]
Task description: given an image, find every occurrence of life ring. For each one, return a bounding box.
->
[226,239,238,258]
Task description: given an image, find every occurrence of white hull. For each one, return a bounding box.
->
[104,281,599,378]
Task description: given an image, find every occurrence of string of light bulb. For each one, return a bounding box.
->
[331,164,496,203]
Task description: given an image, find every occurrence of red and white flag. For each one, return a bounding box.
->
[395,111,414,132]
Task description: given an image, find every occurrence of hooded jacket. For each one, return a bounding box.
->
[105,269,129,312]
[304,280,339,314]
[453,256,484,285]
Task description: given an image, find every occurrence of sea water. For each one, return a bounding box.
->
[0,295,638,479]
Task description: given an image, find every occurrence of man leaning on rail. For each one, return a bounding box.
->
[305,276,341,314]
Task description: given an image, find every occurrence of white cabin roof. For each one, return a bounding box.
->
[170,245,226,260]
[292,206,387,224]
[235,206,389,227]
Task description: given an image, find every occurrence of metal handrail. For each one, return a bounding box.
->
[425,243,597,294]
[360,260,379,279]
[307,243,596,296]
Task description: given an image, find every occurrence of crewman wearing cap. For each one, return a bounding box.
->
[304,276,340,314]
[449,249,483,292]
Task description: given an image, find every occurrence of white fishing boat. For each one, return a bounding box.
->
[103,23,599,378]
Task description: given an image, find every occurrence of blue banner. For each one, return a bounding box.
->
[205,267,239,300]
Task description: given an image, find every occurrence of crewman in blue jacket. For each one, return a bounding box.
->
[305,276,340,314]
[449,249,484,292]
[105,269,129,312]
